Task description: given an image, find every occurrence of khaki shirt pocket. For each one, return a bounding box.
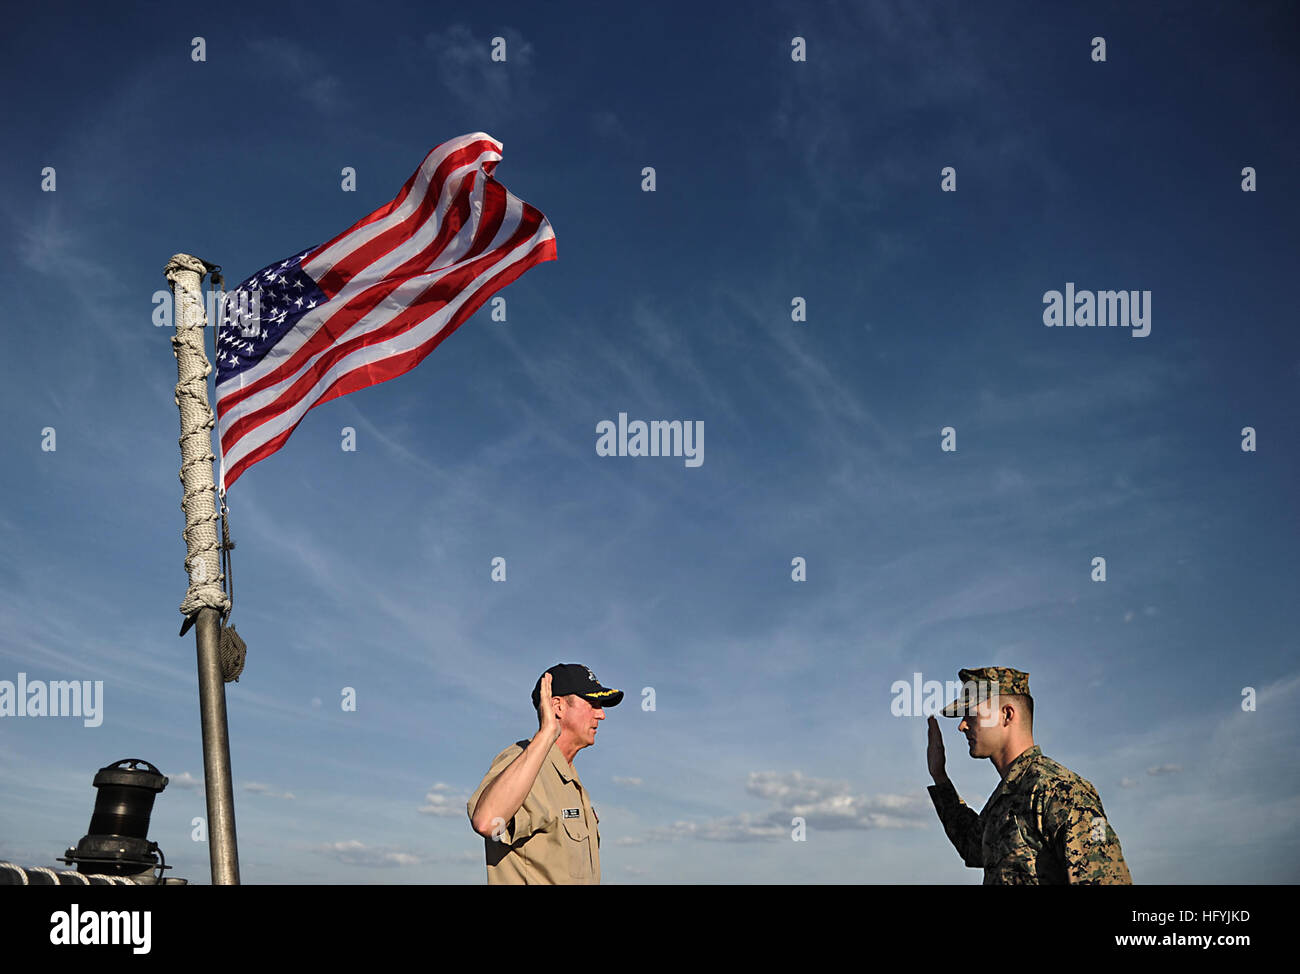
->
[561,815,592,880]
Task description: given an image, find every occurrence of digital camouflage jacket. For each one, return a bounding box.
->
[928,745,1132,884]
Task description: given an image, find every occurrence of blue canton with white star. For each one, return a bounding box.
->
[217,247,328,386]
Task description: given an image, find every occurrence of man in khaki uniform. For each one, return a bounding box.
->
[468,664,623,884]
[926,666,1132,885]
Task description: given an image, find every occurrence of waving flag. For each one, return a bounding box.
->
[214,132,556,491]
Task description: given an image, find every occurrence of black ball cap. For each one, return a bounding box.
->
[532,663,624,710]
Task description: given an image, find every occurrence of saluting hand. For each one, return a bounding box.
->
[537,672,561,744]
[927,715,949,785]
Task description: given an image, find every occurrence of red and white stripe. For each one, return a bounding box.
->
[215,133,556,490]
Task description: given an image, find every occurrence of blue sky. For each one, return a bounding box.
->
[1,0,1297,884]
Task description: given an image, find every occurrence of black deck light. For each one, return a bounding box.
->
[60,758,171,878]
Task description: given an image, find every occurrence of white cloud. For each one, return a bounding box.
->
[628,769,929,844]
[648,815,787,844]
[423,26,537,118]
[746,770,929,831]
[243,781,295,800]
[418,782,468,817]
[315,840,430,868]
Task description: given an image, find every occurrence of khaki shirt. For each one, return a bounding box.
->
[928,745,1132,884]
[467,740,601,885]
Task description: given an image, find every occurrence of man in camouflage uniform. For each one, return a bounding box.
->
[926,666,1132,884]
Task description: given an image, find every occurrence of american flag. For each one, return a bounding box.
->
[214,132,556,491]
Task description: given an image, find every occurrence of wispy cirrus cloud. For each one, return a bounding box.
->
[1146,763,1182,777]
[246,38,351,116]
[422,26,539,119]
[244,781,295,800]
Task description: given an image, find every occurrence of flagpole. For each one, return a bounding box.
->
[165,253,241,885]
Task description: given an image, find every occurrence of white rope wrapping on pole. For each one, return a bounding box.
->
[166,254,231,618]
[0,862,142,885]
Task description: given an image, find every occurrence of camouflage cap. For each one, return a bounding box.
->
[940,666,1031,717]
